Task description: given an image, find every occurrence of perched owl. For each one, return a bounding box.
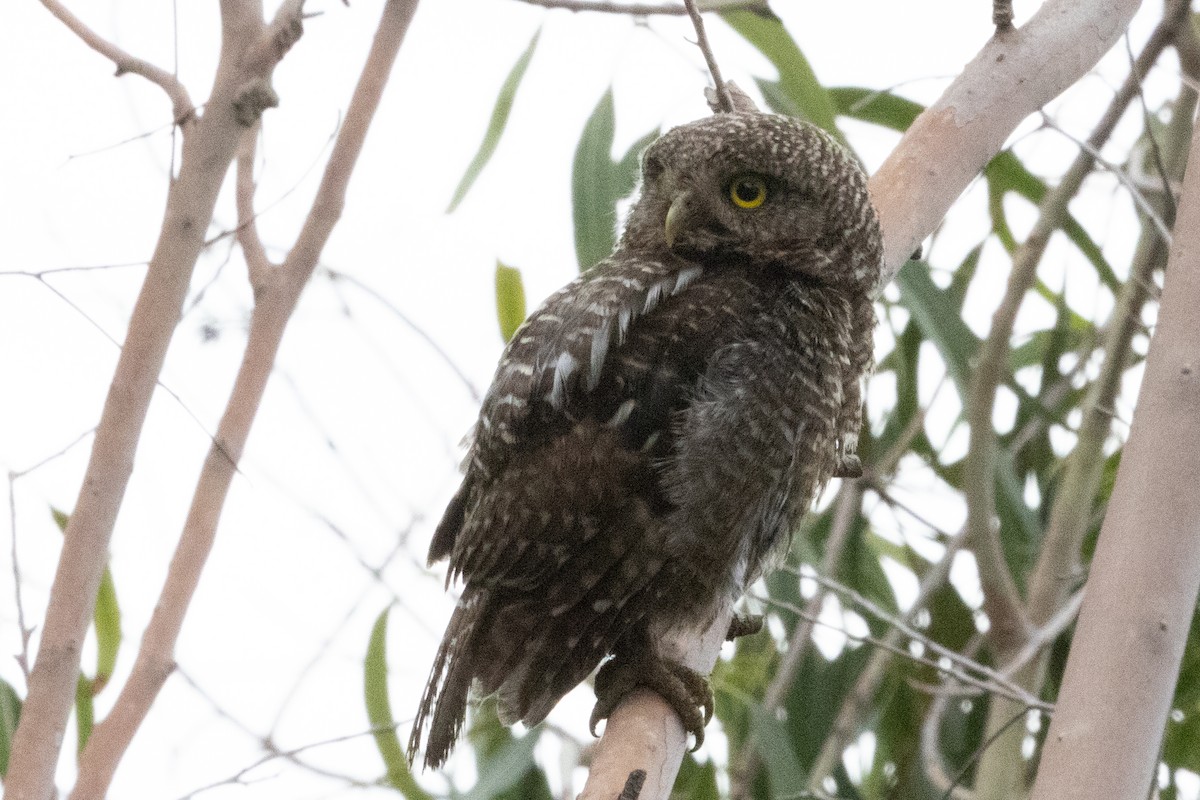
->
[408,110,882,769]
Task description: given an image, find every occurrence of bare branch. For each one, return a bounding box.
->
[1031,47,1200,800]
[682,0,733,113]
[38,0,195,125]
[235,130,274,286]
[870,0,1146,278]
[961,3,1186,670]
[67,2,419,796]
[579,598,732,800]
[968,9,1190,795]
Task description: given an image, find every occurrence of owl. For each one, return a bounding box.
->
[408,110,882,769]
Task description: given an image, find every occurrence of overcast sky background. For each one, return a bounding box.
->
[0,1,1181,797]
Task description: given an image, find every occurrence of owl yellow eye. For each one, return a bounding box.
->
[729,175,768,209]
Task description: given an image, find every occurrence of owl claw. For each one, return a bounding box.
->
[726,612,764,641]
[590,650,714,750]
[834,453,863,479]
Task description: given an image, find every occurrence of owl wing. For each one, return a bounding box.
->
[427,255,707,567]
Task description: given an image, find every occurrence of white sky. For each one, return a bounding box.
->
[0,1,1180,797]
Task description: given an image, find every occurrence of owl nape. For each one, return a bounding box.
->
[408,108,882,769]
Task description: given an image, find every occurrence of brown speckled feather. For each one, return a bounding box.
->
[409,111,882,769]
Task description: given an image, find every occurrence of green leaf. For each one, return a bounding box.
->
[895,260,980,398]
[747,703,805,791]
[828,86,923,131]
[572,89,656,272]
[673,755,720,800]
[495,262,527,343]
[446,29,541,213]
[573,88,619,271]
[721,10,844,144]
[0,677,20,778]
[364,608,432,799]
[75,675,94,756]
[615,127,660,202]
[983,153,1120,292]
[51,507,121,693]
[93,568,120,693]
[466,697,552,800]
[460,737,541,800]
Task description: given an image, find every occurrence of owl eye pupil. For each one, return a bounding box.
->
[730,175,767,209]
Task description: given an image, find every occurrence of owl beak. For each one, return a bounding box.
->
[664,192,694,250]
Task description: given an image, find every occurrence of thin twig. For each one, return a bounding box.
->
[729,484,862,799]
[70,2,419,793]
[806,532,966,790]
[324,268,482,402]
[235,129,273,286]
[1038,113,1173,244]
[751,592,1050,712]
[790,569,1050,710]
[38,0,196,125]
[682,0,732,112]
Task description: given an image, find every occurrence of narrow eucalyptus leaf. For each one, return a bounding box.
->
[75,675,94,756]
[722,10,844,143]
[364,608,434,800]
[0,677,21,778]
[573,88,620,271]
[495,262,527,343]
[446,29,541,213]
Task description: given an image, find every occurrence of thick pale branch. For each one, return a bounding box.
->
[869,0,1143,278]
[1029,97,1200,800]
[38,0,196,124]
[962,1,1181,668]
[579,599,733,800]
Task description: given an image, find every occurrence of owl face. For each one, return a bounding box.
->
[621,113,881,291]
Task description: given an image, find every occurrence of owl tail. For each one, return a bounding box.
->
[407,597,482,770]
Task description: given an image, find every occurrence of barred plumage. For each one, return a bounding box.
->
[410,111,883,769]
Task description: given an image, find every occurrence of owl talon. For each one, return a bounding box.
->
[590,650,714,749]
[834,453,863,479]
[726,612,764,640]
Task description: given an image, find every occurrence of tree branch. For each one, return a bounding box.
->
[682,0,733,112]
[578,598,733,800]
[1029,49,1200,800]
[869,0,1144,279]
[805,511,960,789]
[38,0,196,125]
[967,7,1188,795]
[5,0,341,795]
[3,2,292,792]
[66,2,420,796]
[235,130,274,285]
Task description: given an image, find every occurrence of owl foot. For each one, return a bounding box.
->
[726,612,764,641]
[589,650,714,750]
[834,453,863,479]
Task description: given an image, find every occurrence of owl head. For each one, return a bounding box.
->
[619,112,882,292]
